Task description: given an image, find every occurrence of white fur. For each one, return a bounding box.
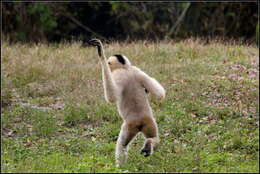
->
[95,42,166,166]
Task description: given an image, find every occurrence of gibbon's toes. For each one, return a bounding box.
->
[141,140,153,157]
[140,148,151,157]
[141,145,152,157]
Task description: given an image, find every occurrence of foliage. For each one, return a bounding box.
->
[2,2,258,43]
[28,3,57,32]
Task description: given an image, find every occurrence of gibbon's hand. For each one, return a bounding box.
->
[89,39,106,60]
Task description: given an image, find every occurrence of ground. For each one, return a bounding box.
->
[1,39,259,172]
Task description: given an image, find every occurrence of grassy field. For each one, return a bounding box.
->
[1,39,259,172]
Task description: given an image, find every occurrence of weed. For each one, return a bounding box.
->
[32,110,57,137]
[1,40,258,172]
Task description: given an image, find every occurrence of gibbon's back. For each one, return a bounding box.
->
[112,67,152,118]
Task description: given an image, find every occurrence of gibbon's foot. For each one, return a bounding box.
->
[140,142,152,157]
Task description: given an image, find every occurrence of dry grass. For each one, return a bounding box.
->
[1,39,259,172]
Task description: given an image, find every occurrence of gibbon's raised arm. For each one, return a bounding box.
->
[101,60,118,103]
[133,66,166,99]
[89,39,118,103]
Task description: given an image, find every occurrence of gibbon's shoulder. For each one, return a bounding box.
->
[131,66,141,71]
[131,66,147,75]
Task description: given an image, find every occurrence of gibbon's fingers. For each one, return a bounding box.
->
[89,39,105,59]
[89,39,103,47]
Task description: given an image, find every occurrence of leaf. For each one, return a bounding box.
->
[164,131,171,137]
[191,113,197,118]
[6,130,15,137]
[25,139,33,147]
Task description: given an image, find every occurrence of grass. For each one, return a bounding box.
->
[1,38,259,172]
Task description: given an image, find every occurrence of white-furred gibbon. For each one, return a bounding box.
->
[89,39,166,166]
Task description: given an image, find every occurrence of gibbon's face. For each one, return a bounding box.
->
[107,55,130,71]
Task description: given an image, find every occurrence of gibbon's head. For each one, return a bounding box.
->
[107,54,131,71]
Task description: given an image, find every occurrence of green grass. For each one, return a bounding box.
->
[1,39,259,172]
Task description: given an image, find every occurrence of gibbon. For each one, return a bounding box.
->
[89,39,166,166]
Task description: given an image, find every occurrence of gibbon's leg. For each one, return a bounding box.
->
[89,39,118,103]
[140,117,160,157]
[115,122,139,166]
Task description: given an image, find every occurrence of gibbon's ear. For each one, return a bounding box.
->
[114,54,126,65]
